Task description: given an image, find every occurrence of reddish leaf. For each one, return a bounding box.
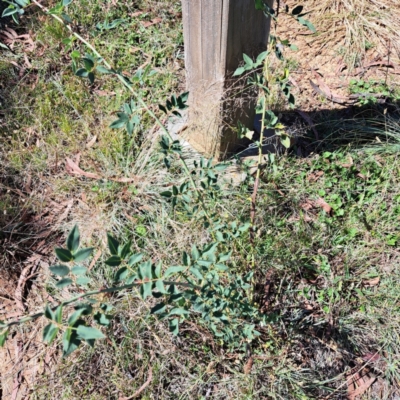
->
[347,372,376,400]
[307,170,324,182]
[315,198,332,214]
[362,277,380,287]
[141,18,162,28]
[362,352,380,362]
[65,157,102,180]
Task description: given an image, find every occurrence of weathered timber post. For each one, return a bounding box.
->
[181,0,273,159]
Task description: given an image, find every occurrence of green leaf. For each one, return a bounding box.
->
[119,241,131,259]
[63,0,73,5]
[107,234,119,255]
[0,330,8,347]
[214,163,229,171]
[115,267,129,282]
[50,264,70,277]
[73,247,94,262]
[2,8,19,18]
[44,304,55,321]
[71,266,87,276]
[169,318,179,335]
[62,327,81,357]
[125,273,137,284]
[128,253,143,266]
[67,225,80,252]
[256,50,268,64]
[297,17,316,33]
[76,276,91,286]
[280,134,291,148]
[139,262,152,300]
[151,302,166,314]
[15,0,29,7]
[215,231,225,242]
[233,67,245,77]
[94,312,111,326]
[243,53,253,67]
[88,72,95,84]
[71,50,80,58]
[179,91,189,102]
[215,264,229,271]
[75,68,88,77]
[77,325,105,340]
[105,255,122,267]
[159,104,168,114]
[191,245,200,261]
[154,262,162,279]
[55,305,63,323]
[164,266,186,277]
[96,65,112,74]
[109,118,127,129]
[43,324,59,344]
[126,120,134,135]
[55,248,73,262]
[190,267,203,281]
[292,5,303,15]
[182,252,191,267]
[68,309,85,326]
[74,303,93,315]
[202,243,218,259]
[155,279,167,294]
[56,278,73,289]
[61,13,72,23]
[83,57,94,70]
[218,252,232,262]
[197,260,213,267]
[168,308,190,316]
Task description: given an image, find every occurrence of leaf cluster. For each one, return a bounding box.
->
[159,92,189,117]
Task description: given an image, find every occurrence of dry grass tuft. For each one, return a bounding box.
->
[312,0,400,65]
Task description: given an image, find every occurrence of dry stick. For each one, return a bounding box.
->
[14,264,33,312]
[30,0,211,221]
[119,366,153,400]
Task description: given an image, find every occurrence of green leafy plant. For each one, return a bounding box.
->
[109,100,141,135]
[159,91,189,117]
[0,220,266,355]
[349,78,400,105]
[0,0,315,358]
[1,0,29,23]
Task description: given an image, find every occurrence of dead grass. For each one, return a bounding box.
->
[310,0,400,66]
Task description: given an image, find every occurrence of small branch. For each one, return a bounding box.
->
[2,280,197,329]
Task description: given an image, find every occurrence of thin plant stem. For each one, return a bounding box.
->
[1,280,197,330]
[250,95,267,244]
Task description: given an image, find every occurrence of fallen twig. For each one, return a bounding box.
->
[14,264,33,312]
[119,367,153,399]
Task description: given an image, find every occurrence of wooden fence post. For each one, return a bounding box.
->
[181,0,273,159]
